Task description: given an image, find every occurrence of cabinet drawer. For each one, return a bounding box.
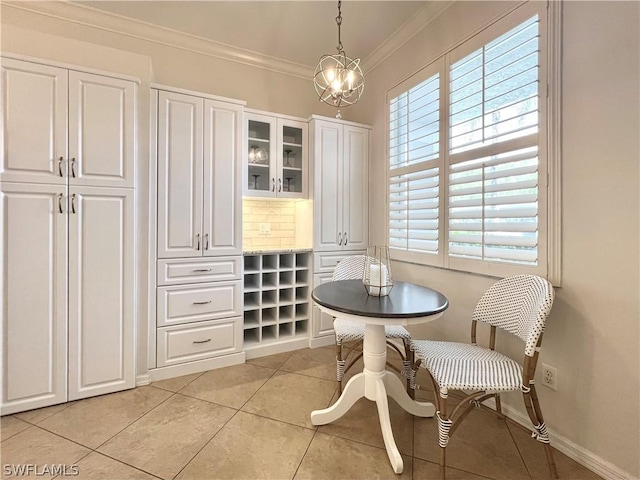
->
[313,251,365,274]
[157,280,242,327]
[157,317,241,367]
[157,257,241,286]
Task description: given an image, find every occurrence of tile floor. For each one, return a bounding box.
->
[1,346,602,480]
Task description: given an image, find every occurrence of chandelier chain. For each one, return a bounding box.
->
[335,1,343,53]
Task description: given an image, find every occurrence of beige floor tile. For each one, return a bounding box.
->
[294,431,413,479]
[318,396,415,456]
[98,394,234,480]
[246,350,294,369]
[179,363,274,409]
[0,427,90,480]
[151,373,203,392]
[414,408,530,480]
[74,452,158,480]
[279,347,337,381]
[507,420,603,480]
[14,403,72,425]
[242,371,336,428]
[1,416,30,442]
[37,386,172,449]
[177,411,313,480]
[413,457,490,480]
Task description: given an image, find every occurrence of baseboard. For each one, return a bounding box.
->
[308,335,335,349]
[136,374,151,386]
[244,338,310,359]
[148,352,246,382]
[498,402,636,480]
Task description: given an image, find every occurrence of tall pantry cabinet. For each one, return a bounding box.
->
[309,116,370,341]
[0,57,136,415]
[150,87,244,377]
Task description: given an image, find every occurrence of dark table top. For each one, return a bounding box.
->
[312,279,449,319]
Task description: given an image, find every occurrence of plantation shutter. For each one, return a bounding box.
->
[388,71,441,259]
[447,15,543,268]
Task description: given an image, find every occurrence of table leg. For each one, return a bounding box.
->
[310,373,365,425]
[384,371,436,417]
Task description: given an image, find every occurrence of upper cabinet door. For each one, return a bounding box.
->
[245,113,277,197]
[276,119,308,199]
[202,99,243,256]
[342,125,369,250]
[68,71,135,188]
[0,183,68,415]
[157,91,204,258]
[313,120,343,251]
[1,59,68,185]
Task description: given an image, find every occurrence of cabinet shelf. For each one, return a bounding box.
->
[243,251,311,351]
[248,137,270,143]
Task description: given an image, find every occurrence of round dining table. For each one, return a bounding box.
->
[311,279,449,474]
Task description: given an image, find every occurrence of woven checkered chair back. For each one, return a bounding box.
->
[332,255,367,281]
[472,275,555,357]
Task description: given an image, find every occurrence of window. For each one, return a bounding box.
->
[387,2,559,281]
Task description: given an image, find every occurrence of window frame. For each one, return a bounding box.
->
[386,1,562,284]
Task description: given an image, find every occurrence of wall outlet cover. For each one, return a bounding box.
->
[259,223,271,234]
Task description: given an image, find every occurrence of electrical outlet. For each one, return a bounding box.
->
[541,364,557,390]
[258,223,271,234]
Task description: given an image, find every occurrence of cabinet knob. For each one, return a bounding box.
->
[193,268,211,273]
[204,233,209,250]
[278,178,282,192]
[57,193,64,213]
[196,233,201,250]
[192,300,211,305]
[192,338,211,344]
[58,157,64,177]
[272,178,276,192]
[337,232,342,246]
[70,158,76,178]
[344,232,348,246]
[70,194,77,214]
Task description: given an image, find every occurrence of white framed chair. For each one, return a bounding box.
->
[411,274,558,479]
[331,255,414,397]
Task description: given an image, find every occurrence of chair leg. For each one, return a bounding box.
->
[436,391,451,480]
[522,385,559,479]
[335,340,345,394]
[494,393,506,419]
[403,340,415,399]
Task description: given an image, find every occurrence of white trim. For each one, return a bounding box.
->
[136,374,151,387]
[244,338,310,360]
[245,107,306,124]
[498,402,636,480]
[546,0,563,287]
[2,1,312,81]
[148,352,245,382]
[147,88,158,371]
[0,51,141,84]
[363,1,455,74]
[308,335,336,349]
[151,83,246,106]
[307,114,372,130]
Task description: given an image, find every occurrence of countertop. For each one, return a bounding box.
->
[243,248,313,255]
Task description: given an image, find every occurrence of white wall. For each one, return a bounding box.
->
[351,1,640,478]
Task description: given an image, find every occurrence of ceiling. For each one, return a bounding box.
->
[74,1,429,69]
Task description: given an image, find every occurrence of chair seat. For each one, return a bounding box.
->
[411,340,523,393]
[334,318,411,343]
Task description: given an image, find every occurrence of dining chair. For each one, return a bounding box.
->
[331,255,414,397]
[411,274,558,479]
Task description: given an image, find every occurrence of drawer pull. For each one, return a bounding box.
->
[193,300,212,305]
[193,268,212,272]
[193,338,212,344]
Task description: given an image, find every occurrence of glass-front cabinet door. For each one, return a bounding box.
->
[244,111,308,199]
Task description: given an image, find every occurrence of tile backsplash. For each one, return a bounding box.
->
[243,198,312,251]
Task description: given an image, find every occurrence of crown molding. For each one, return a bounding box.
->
[362,0,455,74]
[3,1,455,82]
[2,1,314,81]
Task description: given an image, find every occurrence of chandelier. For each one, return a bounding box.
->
[313,1,364,119]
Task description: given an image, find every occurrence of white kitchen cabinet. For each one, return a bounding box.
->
[0,183,135,413]
[1,58,135,188]
[310,116,369,252]
[0,184,68,413]
[157,89,242,258]
[67,187,135,401]
[244,111,308,199]
[151,86,245,377]
[0,56,137,415]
